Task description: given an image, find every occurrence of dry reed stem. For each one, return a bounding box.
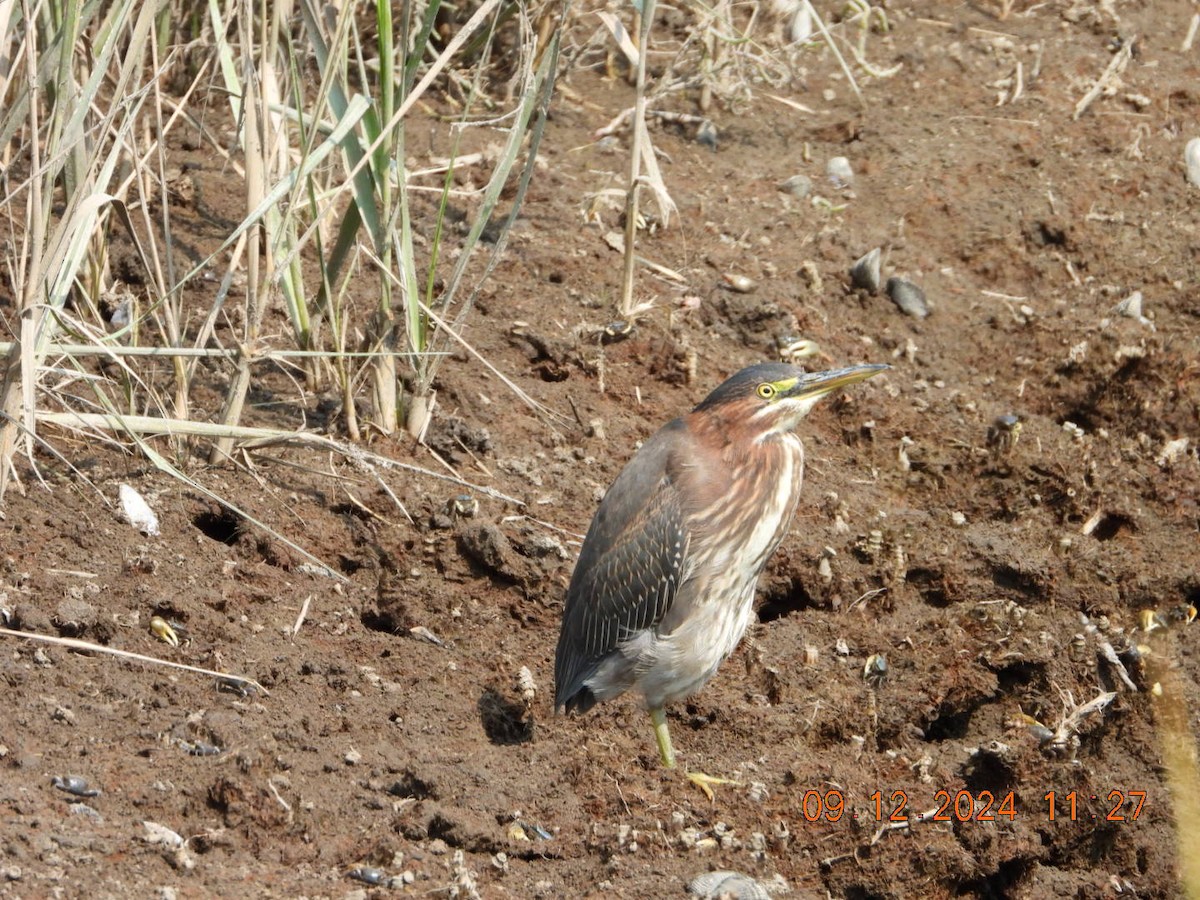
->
[0,627,268,695]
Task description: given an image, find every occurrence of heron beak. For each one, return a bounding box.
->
[784,363,889,400]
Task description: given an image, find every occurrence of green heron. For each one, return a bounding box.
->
[555,362,886,791]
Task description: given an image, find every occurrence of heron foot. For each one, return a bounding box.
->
[685,770,742,802]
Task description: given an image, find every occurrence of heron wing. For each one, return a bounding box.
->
[555,421,693,711]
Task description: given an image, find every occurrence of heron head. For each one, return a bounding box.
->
[694,362,889,436]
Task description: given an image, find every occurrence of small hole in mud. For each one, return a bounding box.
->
[908,568,950,608]
[360,609,405,634]
[757,584,816,623]
[924,705,972,741]
[957,857,1032,897]
[387,770,438,800]
[991,565,1040,597]
[331,502,373,520]
[1090,512,1134,541]
[194,509,241,545]
[478,689,534,745]
[1185,584,1200,609]
[338,556,366,575]
[1057,410,1095,433]
[536,363,569,383]
[996,660,1046,693]
[963,743,1017,793]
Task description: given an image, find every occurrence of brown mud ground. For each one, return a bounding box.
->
[3,1,1200,897]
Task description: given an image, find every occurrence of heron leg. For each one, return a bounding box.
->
[651,708,740,799]
[651,707,676,768]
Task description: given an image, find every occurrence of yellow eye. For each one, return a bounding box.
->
[756,383,776,400]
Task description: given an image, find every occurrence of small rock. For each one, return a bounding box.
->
[688,870,771,899]
[119,484,160,536]
[887,277,930,318]
[109,299,132,329]
[348,867,388,886]
[52,775,99,797]
[1156,437,1189,468]
[296,563,336,578]
[777,174,812,198]
[425,416,492,464]
[789,4,813,42]
[53,597,97,637]
[1186,137,1200,188]
[458,524,536,584]
[409,626,445,647]
[458,524,514,574]
[1111,290,1153,327]
[143,821,185,848]
[69,802,104,823]
[826,156,854,188]
[721,273,757,294]
[516,532,567,560]
[850,248,882,294]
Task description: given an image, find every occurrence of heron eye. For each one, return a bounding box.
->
[756,383,776,400]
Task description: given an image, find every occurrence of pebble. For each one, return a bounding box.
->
[143,821,185,847]
[110,299,132,329]
[789,4,812,42]
[688,870,771,899]
[1186,138,1200,188]
[348,867,387,886]
[1113,290,1142,317]
[721,273,757,294]
[69,803,104,823]
[777,174,812,198]
[887,277,930,318]
[1111,290,1153,327]
[296,563,336,578]
[826,156,854,188]
[53,598,97,637]
[119,484,159,536]
[52,775,99,798]
[850,248,882,294]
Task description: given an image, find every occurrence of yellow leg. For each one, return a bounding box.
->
[685,770,741,802]
[651,707,676,767]
[650,707,741,800]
